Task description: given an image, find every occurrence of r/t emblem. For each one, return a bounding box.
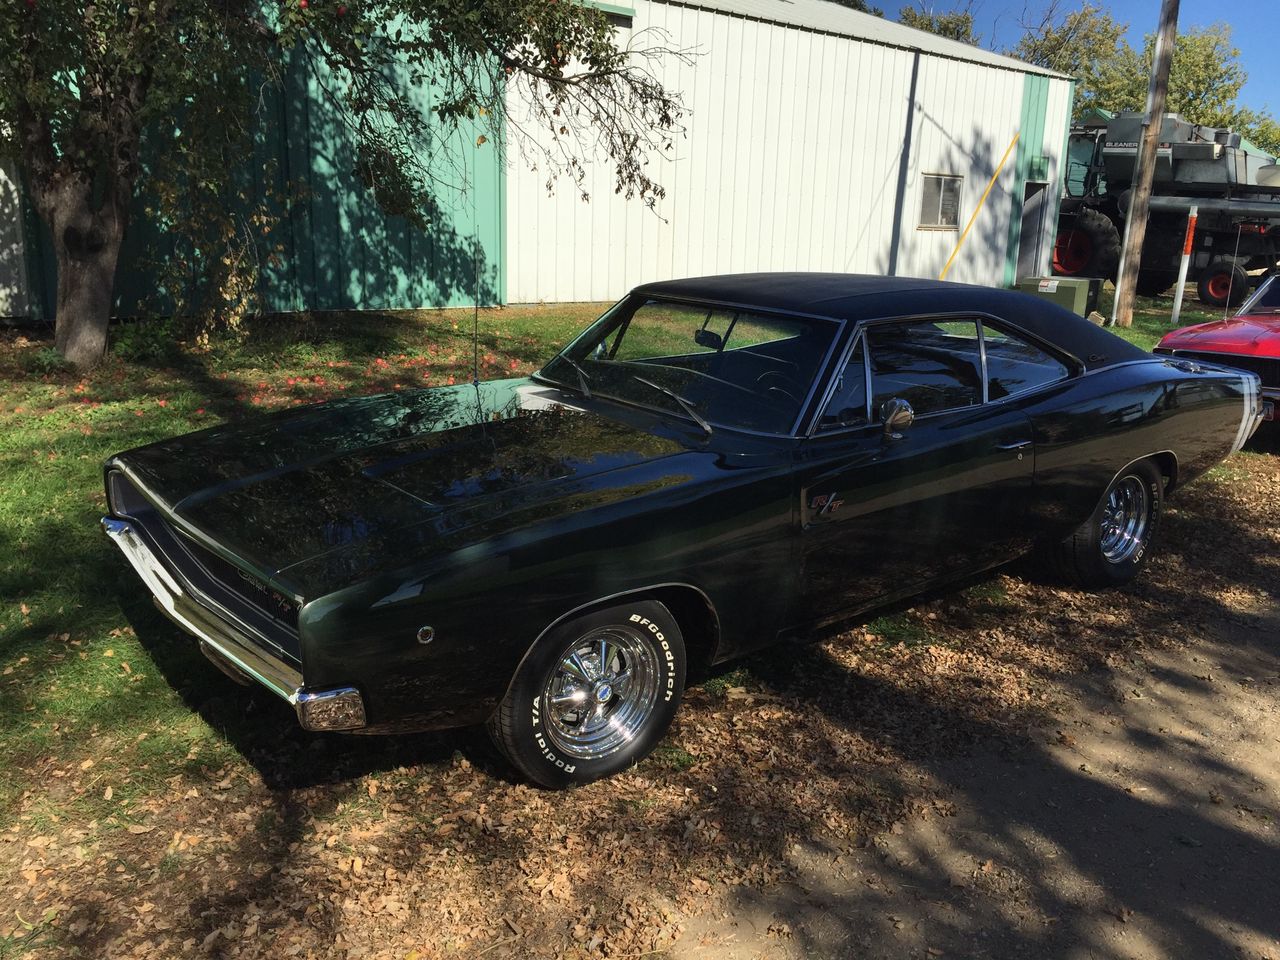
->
[809,491,844,515]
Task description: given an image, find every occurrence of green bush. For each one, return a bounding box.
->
[25,346,69,375]
[112,319,176,362]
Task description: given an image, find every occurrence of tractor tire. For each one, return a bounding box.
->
[1053,208,1121,279]
[1197,259,1250,309]
[1134,270,1178,298]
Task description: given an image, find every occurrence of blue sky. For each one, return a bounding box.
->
[975,0,1277,115]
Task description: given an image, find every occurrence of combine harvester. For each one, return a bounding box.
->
[1053,110,1280,307]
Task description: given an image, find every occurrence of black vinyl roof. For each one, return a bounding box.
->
[632,273,1148,370]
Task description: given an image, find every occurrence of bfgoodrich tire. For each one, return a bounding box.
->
[487,600,686,788]
[1055,459,1163,588]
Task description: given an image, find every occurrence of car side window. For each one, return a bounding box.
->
[982,323,1070,400]
[817,337,868,431]
[867,319,982,419]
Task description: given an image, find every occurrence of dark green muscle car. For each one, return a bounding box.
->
[102,274,1262,786]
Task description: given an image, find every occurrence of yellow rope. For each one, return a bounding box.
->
[939,131,1021,281]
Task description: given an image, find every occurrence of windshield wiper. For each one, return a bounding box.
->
[629,375,713,438]
[557,356,592,398]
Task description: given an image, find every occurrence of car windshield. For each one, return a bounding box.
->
[540,298,840,434]
[1238,275,1280,315]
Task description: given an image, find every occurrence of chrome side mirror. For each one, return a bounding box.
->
[881,397,915,440]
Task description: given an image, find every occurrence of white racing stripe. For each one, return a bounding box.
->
[1230,375,1259,454]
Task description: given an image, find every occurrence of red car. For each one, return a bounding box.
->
[1156,274,1280,422]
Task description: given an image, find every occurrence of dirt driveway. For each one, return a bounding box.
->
[678,607,1280,960]
[4,445,1279,960]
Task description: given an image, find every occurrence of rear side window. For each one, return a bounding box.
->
[983,325,1069,399]
[815,317,1073,431]
[867,319,982,418]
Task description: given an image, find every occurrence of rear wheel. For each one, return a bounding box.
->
[487,599,686,788]
[1053,209,1121,278]
[1055,459,1163,588]
[1197,259,1250,308]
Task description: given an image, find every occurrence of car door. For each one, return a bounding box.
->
[794,318,1037,627]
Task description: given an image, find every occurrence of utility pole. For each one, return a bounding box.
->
[1111,0,1180,327]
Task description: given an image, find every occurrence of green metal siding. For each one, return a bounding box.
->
[1003,74,1051,287]
[31,51,503,320]
[1045,80,1078,272]
[588,2,636,17]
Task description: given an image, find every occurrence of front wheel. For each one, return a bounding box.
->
[1054,459,1164,588]
[487,600,686,788]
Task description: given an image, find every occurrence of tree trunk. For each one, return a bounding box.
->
[32,177,126,370]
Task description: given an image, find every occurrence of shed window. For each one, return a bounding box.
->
[920,174,963,229]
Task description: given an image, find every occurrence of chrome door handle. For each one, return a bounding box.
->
[997,439,1032,450]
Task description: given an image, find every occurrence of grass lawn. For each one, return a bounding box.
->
[0,288,1257,956]
[1093,282,1230,352]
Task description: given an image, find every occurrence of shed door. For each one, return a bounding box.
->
[1017,182,1052,280]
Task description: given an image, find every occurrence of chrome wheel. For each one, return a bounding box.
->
[1099,475,1149,564]
[541,626,661,760]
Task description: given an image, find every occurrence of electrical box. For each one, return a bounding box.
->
[1017,277,1101,317]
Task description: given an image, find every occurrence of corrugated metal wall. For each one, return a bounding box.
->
[505,0,1072,302]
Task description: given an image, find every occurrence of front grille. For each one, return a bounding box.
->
[1168,350,1280,389]
[168,530,300,631]
[106,470,301,660]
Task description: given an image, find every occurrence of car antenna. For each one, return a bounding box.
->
[472,246,481,389]
[1224,224,1244,320]
[472,164,482,391]
[464,148,489,437]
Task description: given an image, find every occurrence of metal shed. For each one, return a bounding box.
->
[2,1,1072,321]
[504,0,1074,302]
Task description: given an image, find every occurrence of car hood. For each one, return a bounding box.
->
[113,379,692,592]
[1159,314,1280,358]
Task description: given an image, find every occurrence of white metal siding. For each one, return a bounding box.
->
[504,0,1072,303]
[892,58,1024,285]
[661,0,1067,78]
[0,162,31,319]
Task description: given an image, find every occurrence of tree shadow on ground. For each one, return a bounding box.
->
[717,618,1280,959]
[121,598,510,791]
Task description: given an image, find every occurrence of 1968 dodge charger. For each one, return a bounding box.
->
[103,274,1263,786]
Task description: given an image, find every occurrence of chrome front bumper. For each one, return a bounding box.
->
[102,517,366,731]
